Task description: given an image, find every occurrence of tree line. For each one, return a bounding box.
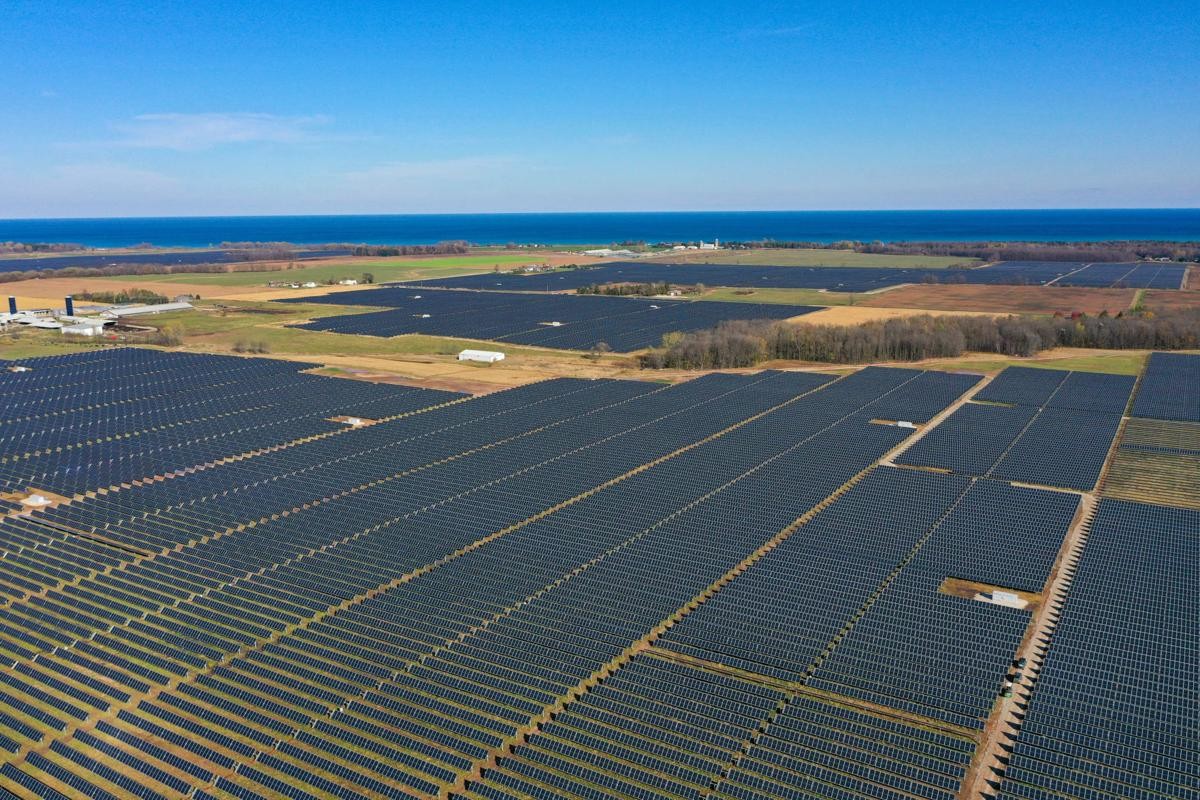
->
[577,281,683,297]
[719,239,1199,263]
[1,241,86,254]
[350,241,469,256]
[639,308,1200,370]
[75,288,170,304]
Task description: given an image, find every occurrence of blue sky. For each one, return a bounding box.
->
[1,0,1197,217]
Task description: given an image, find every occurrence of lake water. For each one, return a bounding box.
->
[0,209,1196,248]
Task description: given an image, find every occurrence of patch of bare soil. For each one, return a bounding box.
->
[860,284,1137,315]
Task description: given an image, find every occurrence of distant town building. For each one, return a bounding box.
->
[581,248,638,258]
[337,279,359,286]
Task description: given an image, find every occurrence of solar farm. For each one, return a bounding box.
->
[0,347,1197,800]
[279,289,820,352]
[403,261,1189,293]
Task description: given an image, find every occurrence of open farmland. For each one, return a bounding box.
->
[858,283,1139,315]
[0,347,1195,800]
[103,254,535,288]
[280,288,820,352]
[1142,288,1200,313]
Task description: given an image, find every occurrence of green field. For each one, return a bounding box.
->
[0,335,110,360]
[925,352,1150,375]
[647,248,979,269]
[699,287,854,306]
[106,255,531,287]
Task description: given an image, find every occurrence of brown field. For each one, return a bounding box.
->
[0,251,611,310]
[285,353,625,395]
[0,275,363,309]
[859,284,1138,315]
[794,306,999,325]
[1142,289,1200,313]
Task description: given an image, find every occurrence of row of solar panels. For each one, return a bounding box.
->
[0,372,803,598]
[995,499,1199,800]
[286,289,819,352]
[0,361,969,799]
[465,466,1066,800]
[397,261,1187,293]
[898,366,1134,491]
[1131,352,1200,423]
[0,349,464,497]
[4,349,1186,800]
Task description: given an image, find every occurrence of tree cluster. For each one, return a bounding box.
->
[0,241,86,253]
[576,281,681,297]
[639,309,1200,370]
[349,241,470,257]
[717,239,1200,263]
[75,288,169,305]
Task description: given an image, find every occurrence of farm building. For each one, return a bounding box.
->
[101,301,194,318]
[457,349,505,363]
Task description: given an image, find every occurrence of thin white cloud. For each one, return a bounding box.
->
[105,112,340,150]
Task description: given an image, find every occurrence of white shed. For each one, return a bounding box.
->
[458,349,505,364]
[102,302,193,318]
[62,323,105,336]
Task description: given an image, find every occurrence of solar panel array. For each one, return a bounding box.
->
[1131,351,1200,422]
[0,350,465,497]
[0,348,1194,800]
[994,500,1199,800]
[899,366,1133,490]
[1,354,994,799]
[282,289,819,352]
[400,260,1186,293]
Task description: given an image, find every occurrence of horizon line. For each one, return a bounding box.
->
[2,207,1199,223]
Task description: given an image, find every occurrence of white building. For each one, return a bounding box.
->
[338,279,359,286]
[62,322,105,336]
[101,302,194,319]
[458,349,505,364]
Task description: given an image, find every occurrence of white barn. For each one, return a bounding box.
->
[457,349,505,364]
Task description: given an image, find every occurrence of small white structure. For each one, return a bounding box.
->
[977,590,1029,609]
[62,323,105,336]
[699,240,719,250]
[28,319,63,329]
[895,420,917,429]
[302,282,319,289]
[102,302,193,319]
[581,248,637,258]
[338,279,359,286]
[22,494,52,508]
[458,349,505,364]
